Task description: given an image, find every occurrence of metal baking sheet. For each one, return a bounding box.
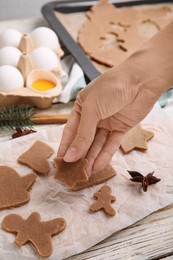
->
[42,0,173,83]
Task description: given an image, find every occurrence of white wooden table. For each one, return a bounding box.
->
[0,16,173,260]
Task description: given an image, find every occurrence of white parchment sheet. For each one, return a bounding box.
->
[0,104,173,260]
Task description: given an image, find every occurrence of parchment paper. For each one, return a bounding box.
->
[0,104,173,260]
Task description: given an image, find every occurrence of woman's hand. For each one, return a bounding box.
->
[58,21,173,175]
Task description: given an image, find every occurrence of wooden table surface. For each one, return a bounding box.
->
[0,102,173,260]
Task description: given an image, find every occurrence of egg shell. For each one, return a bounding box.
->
[0,29,22,48]
[27,69,61,95]
[0,65,24,92]
[0,46,22,67]
[30,47,60,71]
[30,27,60,51]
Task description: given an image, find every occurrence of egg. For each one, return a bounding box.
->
[27,69,59,95]
[0,29,22,48]
[0,65,24,92]
[30,27,60,51]
[0,46,22,67]
[30,47,60,71]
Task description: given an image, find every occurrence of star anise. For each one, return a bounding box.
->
[127,170,161,192]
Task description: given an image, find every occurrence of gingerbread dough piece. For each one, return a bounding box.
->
[2,212,66,258]
[18,140,54,174]
[78,0,173,67]
[90,185,116,216]
[120,124,154,154]
[0,166,36,210]
[72,164,116,191]
[54,157,88,188]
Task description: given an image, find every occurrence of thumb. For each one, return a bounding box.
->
[63,105,99,162]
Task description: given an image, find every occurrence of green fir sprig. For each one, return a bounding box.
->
[0,104,35,130]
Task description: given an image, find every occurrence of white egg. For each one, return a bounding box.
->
[0,65,24,92]
[0,46,22,67]
[30,47,60,71]
[0,29,22,48]
[30,27,60,51]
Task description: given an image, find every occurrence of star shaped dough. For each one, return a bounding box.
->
[2,212,66,258]
[0,166,36,210]
[120,124,154,154]
[54,157,89,188]
[18,140,54,174]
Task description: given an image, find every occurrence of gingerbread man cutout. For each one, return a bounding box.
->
[2,212,66,258]
[90,185,116,216]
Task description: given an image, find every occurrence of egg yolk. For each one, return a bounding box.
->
[32,80,56,91]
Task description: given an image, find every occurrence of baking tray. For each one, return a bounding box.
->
[42,0,173,83]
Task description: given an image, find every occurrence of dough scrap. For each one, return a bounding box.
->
[78,0,173,67]
[72,164,116,191]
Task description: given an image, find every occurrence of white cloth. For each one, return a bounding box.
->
[56,55,86,103]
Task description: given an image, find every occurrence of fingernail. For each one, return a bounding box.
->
[63,147,77,162]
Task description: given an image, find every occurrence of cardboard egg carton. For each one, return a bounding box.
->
[0,29,64,109]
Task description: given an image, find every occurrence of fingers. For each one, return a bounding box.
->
[57,108,81,157]
[92,130,125,172]
[63,105,99,162]
[85,128,110,176]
